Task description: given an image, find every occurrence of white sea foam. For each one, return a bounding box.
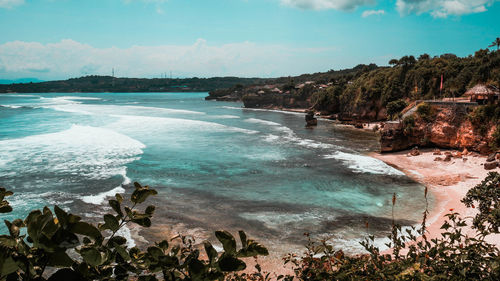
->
[0,104,22,109]
[0,125,145,180]
[81,186,126,205]
[116,225,136,248]
[109,114,259,135]
[81,167,130,205]
[210,115,240,119]
[260,124,335,149]
[120,105,205,115]
[41,96,102,101]
[221,106,306,116]
[245,118,282,127]
[8,191,75,212]
[1,94,38,97]
[323,152,405,176]
[39,96,206,116]
[240,211,335,230]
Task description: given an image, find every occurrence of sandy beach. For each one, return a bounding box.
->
[373,148,500,247]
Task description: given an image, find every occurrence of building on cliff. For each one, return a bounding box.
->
[464,84,500,105]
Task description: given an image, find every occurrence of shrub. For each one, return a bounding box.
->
[416,102,434,122]
[403,115,415,135]
[491,126,500,150]
[285,176,500,280]
[386,99,408,120]
[0,185,269,280]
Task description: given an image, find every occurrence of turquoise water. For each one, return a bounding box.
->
[0,92,429,253]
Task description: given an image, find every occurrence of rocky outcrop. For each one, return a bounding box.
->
[380,104,495,154]
[484,161,498,170]
[305,111,318,127]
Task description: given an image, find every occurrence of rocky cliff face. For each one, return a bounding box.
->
[380,105,494,154]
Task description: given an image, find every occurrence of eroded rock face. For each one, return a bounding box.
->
[380,105,494,154]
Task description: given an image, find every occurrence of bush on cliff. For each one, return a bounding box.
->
[416,102,435,122]
[387,99,408,120]
[233,45,500,123]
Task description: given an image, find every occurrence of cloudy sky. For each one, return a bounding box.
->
[0,0,498,80]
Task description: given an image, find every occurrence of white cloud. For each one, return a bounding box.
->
[396,0,498,18]
[0,0,24,9]
[362,9,385,17]
[0,39,341,79]
[280,0,375,11]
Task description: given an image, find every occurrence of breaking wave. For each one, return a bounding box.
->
[323,152,405,176]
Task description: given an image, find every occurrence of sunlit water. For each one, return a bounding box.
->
[0,92,430,254]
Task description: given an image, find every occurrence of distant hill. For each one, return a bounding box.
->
[0,67,374,94]
[0,78,45,85]
[0,76,274,93]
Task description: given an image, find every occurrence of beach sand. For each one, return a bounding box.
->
[372,148,500,247]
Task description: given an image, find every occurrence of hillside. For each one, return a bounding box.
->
[0,76,274,93]
[207,48,500,122]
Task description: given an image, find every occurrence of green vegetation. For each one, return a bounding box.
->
[1,171,500,280]
[468,104,500,146]
[205,43,500,122]
[0,76,274,94]
[416,102,435,122]
[0,185,269,280]
[386,99,408,120]
[489,38,500,51]
[328,48,500,119]
[403,115,415,135]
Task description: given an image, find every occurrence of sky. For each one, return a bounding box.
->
[0,0,499,80]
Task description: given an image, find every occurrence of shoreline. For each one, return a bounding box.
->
[372,149,500,246]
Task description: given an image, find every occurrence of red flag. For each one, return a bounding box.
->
[440,74,444,91]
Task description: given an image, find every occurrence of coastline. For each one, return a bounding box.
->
[372,149,500,246]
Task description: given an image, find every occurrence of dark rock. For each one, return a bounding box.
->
[484,161,498,170]
[487,153,497,162]
[354,123,364,129]
[305,111,318,127]
[434,157,443,161]
[433,149,442,155]
[443,154,452,162]
[410,147,420,156]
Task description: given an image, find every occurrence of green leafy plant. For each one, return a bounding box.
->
[0,184,268,280]
[284,178,500,281]
[403,115,415,135]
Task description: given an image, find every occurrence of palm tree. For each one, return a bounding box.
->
[489,37,500,51]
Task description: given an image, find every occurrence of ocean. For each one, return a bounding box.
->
[0,92,430,254]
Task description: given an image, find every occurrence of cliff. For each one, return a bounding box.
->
[206,49,500,124]
[380,102,495,154]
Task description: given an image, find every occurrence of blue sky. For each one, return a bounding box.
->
[0,0,499,80]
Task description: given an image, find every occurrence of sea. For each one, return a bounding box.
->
[0,92,430,255]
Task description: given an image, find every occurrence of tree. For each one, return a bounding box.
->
[386,99,408,120]
[489,37,500,51]
[389,59,399,66]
